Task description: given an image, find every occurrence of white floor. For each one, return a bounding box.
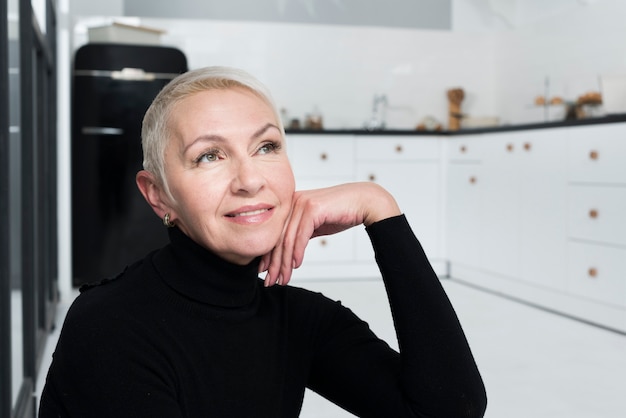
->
[36,278,626,418]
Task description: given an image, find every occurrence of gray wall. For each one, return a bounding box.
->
[124,0,451,30]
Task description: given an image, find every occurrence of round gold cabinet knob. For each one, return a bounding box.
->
[469,176,477,184]
[589,209,599,219]
[589,150,599,160]
[320,152,328,161]
[395,144,403,153]
[460,145,467,153]
[320,239,327,247]
[524,142,532,151]
[588,267,598,278]
[506,143,514,152]
[368,174,376,182]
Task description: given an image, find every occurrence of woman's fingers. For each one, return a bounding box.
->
[263,183,401,287]
[263,192,310,287]
[277,195,308,285]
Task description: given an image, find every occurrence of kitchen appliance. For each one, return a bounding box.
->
[71,43,187,286]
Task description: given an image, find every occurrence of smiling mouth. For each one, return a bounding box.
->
[226,208,271,218]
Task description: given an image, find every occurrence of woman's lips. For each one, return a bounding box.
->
[225,205,274,224]
[226,208,270,217]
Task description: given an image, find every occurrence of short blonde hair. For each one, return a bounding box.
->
[141,66,285,199]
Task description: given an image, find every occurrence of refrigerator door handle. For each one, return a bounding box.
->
[74,68,180,81]
[81,126,124,135]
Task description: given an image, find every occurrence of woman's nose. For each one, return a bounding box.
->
[230,158,266,195]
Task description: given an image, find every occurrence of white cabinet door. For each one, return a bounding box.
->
[355,160,441,262]
[446,163,483,268]
[478,133,522,278]
[354,137,442,263]
[518,128,568,290]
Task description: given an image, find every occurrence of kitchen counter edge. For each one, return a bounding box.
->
[286,113,626,137]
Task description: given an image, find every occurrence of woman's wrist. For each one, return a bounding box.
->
[361,183,401,227]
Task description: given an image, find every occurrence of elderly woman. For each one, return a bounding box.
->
[40,67,486,417]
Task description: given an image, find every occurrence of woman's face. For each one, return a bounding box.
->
[162,87,295,265]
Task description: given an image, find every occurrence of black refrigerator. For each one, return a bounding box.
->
[72,43,187,286]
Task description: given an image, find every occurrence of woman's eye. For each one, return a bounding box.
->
[197,152,219,163]
[258,142,280,155]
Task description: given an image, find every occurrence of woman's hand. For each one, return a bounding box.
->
[261,182,401,287]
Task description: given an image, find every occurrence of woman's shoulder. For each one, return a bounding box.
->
[66,257,154,324]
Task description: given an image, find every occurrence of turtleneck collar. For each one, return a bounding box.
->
[152,226,262,308]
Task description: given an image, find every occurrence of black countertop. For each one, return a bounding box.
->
[286,113,626,137]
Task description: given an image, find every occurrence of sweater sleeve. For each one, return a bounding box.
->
[307,215,487,418]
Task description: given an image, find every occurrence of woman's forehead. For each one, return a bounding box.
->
[167,89,279,146]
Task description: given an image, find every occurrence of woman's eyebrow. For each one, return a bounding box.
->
[182,123,280,155]
[251,123,281,140]
[183,134,227,155]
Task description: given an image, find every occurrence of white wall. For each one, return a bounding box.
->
[452,0,626,124]
[98,18,494,129]
[66,0,626,128]
[493,0,626,124]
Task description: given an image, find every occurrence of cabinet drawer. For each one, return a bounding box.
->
[567,241,626,307]
[355,136,440,161]
[568,185,626,246]
[287,135,354,179]
[568,124,626,184]
[446,136,486,161]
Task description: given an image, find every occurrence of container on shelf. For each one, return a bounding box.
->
[88,22,165,45]
[600,74,626,114]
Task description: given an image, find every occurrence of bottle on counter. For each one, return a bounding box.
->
[305,106,323,130]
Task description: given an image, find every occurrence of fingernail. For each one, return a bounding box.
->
[264,271,270,287]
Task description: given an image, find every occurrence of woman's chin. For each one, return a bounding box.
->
[222,242,275,266]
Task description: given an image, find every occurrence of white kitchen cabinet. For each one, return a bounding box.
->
[447,123,626,332]
[288,134,445,277]
[517,128,568,290]
[448,130,568,289]
[565,122,626,324]
[286,134,358,275]
[445,136,485,268]
[476,133,522,279]
[285,123,626,332]
[354,137,443,272]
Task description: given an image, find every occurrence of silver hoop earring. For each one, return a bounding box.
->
[163,213,175,228]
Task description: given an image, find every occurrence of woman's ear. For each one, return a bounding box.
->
[136,170,172,219]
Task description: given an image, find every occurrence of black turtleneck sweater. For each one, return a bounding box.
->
[39,215,486,417]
